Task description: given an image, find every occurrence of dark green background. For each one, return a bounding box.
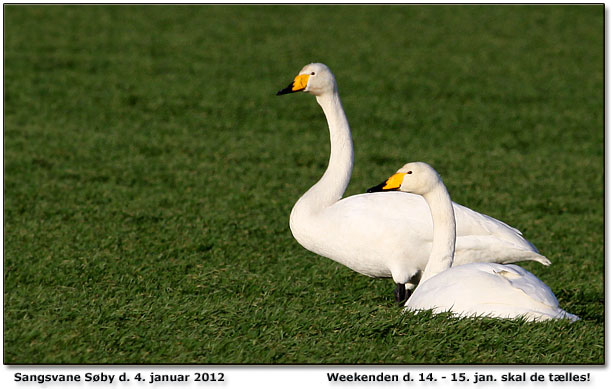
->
[4,5,603,363]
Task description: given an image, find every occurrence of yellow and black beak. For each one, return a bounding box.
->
[277,74,310,95]
[366,172,406,193]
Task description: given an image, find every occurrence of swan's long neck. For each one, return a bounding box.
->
[298,91,354,210]
[420,184,456,282]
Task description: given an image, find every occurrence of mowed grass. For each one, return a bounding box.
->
[3,5,603,364]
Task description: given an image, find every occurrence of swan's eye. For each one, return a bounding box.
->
[311,72,315,75]
[407,171,412,174]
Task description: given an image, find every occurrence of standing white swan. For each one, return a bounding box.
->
[375,162,578,321]
[277,63,550,303]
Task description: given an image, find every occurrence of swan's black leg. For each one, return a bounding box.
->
[394,283,410,305]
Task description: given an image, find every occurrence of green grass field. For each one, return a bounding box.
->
[4,5,603,364]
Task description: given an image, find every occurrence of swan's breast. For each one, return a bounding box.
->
[289,192,432,277]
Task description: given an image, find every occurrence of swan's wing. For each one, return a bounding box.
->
[491,264,578,320]
[454,236,551,266]
[487,264,559,308]
[452,202,538,253]
[342,192,540,255]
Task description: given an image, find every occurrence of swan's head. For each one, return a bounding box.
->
[276,63,337,97]
[367,162,442,196]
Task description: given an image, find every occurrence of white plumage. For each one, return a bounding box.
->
[277,63,550,296]
[407,263,579,321]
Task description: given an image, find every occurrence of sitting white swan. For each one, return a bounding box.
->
[277,63,550,303]
[375,162,578,321]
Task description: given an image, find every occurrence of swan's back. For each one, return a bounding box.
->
[405,263,579,322]
[294,191,537,247]
[322,191,538,252]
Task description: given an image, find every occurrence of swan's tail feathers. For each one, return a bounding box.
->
[556,309,580,322]
[513,252,551,266]
[529,308,581,322]
[496,251,552,266]
[498,251,551,266]
[454,237,552,267]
